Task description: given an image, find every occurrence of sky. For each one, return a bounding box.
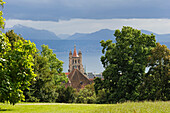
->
[3,0,170,35]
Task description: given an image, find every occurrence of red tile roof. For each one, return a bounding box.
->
[65,72,70,76]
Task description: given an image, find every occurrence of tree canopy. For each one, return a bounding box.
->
[99,26,156,103]
[25,45,68,102]
[0,30,37,105]
[139,43,170,101]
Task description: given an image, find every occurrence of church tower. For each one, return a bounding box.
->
[68,45,84,74]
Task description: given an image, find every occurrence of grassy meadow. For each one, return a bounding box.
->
[0,101,169,113]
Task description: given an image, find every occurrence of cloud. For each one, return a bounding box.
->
[5,18,170,35]
[4,0,170,21]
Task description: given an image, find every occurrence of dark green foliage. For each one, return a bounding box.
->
[56,86,76,103]
[76,84,96,104]
[99,26,156,103]
[96,89,108,104]
[139,43,170,101]
[94,77,104,95]
[25,45,67,102]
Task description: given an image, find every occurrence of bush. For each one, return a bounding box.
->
[56,86,76,103]
[75,84,96,104]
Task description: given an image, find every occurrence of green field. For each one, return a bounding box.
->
[0,101,169,113]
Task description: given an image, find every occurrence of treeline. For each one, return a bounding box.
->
[0,0,169,105]
[1,27,170,105]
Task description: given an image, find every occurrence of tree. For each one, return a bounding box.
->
[94,77,104,95]
[25,45,67,102]
[5,30,25,49]
[100,26,156,103]
[56,86,76,103]
[0,33,37,105]
[76,83,96,104]
[139,43,170,101]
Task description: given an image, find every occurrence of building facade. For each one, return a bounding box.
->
[68,45,84,74]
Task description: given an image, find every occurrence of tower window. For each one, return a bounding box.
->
[74,66,77,69]
[75,60,77,64]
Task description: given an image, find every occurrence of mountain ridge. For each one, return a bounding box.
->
[5,24,61,40]
[5,24,170,43]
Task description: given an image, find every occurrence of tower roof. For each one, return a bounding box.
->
[72,45,79,57]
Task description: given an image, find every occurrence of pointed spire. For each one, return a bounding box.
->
[73,45,79,57]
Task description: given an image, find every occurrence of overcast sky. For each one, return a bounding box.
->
[3,0,170,35]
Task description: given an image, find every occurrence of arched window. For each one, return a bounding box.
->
[72,60,74,64]
[75,60,77,64]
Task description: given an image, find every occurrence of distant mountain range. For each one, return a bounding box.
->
[67,29,115,41]
[5,24,61,40]
[5,24,170,43]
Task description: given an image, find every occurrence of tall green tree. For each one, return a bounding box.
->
[0,33,37,105]
[0,1,37,105]
[25,45,67,102]
[139,43,170,101]
[100,26,156,103]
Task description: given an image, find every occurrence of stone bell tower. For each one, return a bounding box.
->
[68,45,84,74]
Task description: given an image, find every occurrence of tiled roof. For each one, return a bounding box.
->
[65,72,70,76]
[67,69,90,90]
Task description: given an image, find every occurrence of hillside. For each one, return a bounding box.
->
[67,29,170,42]
[5,25,170,43]
[68,29,115,41]
[5,24,60,40]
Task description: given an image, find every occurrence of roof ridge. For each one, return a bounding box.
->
[70,69,76,80]
[76,69,90,81]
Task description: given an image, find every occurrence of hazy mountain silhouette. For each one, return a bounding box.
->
[5,24,60,40]
[6,25,170,42]
[68,29,115,41]
[67,29,170,42]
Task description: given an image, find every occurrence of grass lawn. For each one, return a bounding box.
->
[0,101,169,113]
